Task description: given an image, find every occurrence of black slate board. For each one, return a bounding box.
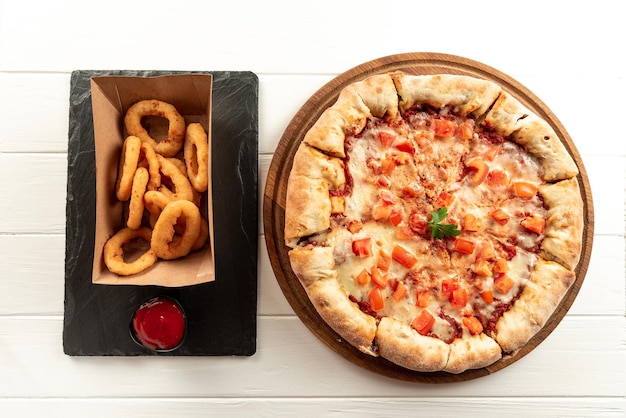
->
[64,70,258,356]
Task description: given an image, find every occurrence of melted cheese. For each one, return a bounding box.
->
[317,110,547,342]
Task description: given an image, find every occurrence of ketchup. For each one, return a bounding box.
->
[131,296,186,351]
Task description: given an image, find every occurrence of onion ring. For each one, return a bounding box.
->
[115,135,142,201]
[127,167,149,230]
[156,154,194,202]
[138,142,161,191]
[166,157,202,206]
[192,217,210,251]
[184,123,209,192]
[144,190,172,227]
[124,99,185,157]
[103,227,157,276]
[145,190,206,245]
[151,200,202,260]
[167,157,187,175]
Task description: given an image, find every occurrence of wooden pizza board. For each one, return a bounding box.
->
[263,52,594,383]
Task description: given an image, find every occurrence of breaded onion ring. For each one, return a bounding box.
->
[156,154,194,202]
[166,157,188,175]
[144,190,172,226]
[192,217,210,251]
[151,200,202,260]
[103,227,157,276]
[184,123,209,192]
[138,141,161,191]
[127,167,149,230]
[124,99,185,157]
[116,136,142,201]
[166,157,202,206]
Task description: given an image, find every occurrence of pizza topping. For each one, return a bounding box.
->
[479,289,494,304]
[368,287,385,311]
[487,170,508,187]
[521,214,546,234]
[370,266,389,289]
[416,290,430,307]
[427,207,461,239]
[449,287,468,309]
[462,315,484,335]
[431,118,457,138]
[391,281,409,301]
[352,237,373,257]
[493,258,508,273]
[463,214,481,232]
[466,158,489,185]
[411,309,435,335]
[473,260,493,277]
[391,244,418,268]
[355,268,371,286]
[376,249,392,271]
[490,208,510,225]
[513,181,538,198]
[452,237,475,255]
[494,273,515,294]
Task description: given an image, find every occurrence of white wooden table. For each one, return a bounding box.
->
[1,0,624,416]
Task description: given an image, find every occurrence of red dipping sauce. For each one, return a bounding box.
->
[131,296,186,351]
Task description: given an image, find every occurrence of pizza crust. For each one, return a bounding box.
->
[495,258,576,353]
[390,72,502,117]
[288,245,336,287]
[284,143,345,247]
[443,333,502,374]
[302,83,372,158]
[481,91,531,136]
[376,317,449,372]
[308,278,378,355]
[288,245,378,355]
[350,73,399,120]
[510,115,579,181]
[539,178,584,270]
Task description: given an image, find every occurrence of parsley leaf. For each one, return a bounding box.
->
[428,207,461,239]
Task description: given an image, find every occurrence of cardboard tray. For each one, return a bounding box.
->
[90,73,215,287]
[64,70,258,356]
[263,53,594,382]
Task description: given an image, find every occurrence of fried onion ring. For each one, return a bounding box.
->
[144,190,172,226]
[151,200,202,260]
[166,157,202,206]
[127,167,149,230]
[124,99,185,157]
[116,135,142,201]
[192,217,210,251]
[156,154,194,202]
[103,227,157,276]
[184,123,209,192]
[138,141,161,191]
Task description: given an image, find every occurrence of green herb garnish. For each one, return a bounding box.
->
[428,207,461,239]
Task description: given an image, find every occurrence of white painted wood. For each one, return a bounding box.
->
[1,398,625,418]
[0,316,624,398]
[0,0,624,415]
[1,1,623,78]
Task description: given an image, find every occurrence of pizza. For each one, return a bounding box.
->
[283,71,584,374]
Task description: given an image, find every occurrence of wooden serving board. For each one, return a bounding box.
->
[263,52,594,383]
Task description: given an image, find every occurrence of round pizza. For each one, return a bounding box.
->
[283,71,584,374]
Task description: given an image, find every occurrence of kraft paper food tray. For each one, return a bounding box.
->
[90,74,215,286]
